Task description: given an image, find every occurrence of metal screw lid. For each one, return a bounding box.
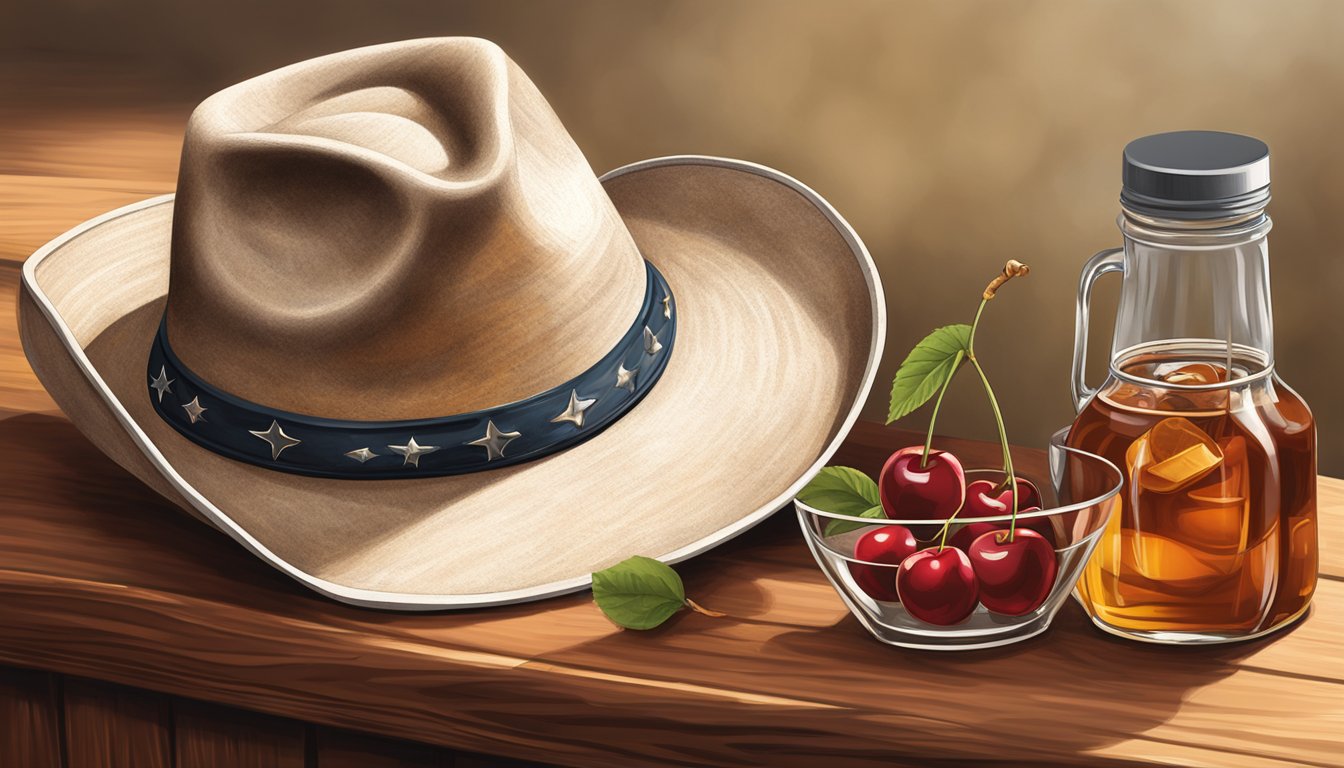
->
[1121,130,1270,220]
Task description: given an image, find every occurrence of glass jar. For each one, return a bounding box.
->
[1067,131,1317,644]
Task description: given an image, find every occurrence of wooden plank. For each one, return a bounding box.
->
[1316,480,1344,580]
[0,104,183,266]
[313,726,450,768]
[174,697,306,768]
[0,100,184,185]
[0,412,1338,767]
[0,382,1339,766]
[0,174,175,264]
[453,751,566,768]
[2,564,1341,768]
[63,676,172,768]
[0,263,59,417]
[0,666,63,768]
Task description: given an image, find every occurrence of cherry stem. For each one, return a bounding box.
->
[922,258,1026,469]
[684,598,725,618]
[921,350,963,469]
[933,495,966,553]
[968,296,1020,542]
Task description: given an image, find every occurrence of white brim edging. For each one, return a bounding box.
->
[21,155,886,609]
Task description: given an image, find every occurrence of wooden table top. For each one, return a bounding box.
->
[2,102,1343,768]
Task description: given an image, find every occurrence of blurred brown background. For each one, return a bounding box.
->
[2,0,1341,472]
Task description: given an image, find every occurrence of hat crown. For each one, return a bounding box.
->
[166,38,646,420]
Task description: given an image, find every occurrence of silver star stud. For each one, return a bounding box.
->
[662,295,672,319]
[149,366,174,402]
[643,326,663,356]
[614,363,638,392]
[182,396,207,424]
[250,420,301,460]
[550,389,597,428]
[466,420,521,461]
[387,437,440,468]
[345,447,379,464]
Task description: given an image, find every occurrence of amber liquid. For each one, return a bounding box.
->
[1068,354,1317,638]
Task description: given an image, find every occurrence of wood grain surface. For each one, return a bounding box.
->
[0,671,541,768]
[64,677,173,768]
[2,94,1343,768]
[312,727,451,768]
[0,666,63,768]
[174,698,306,768]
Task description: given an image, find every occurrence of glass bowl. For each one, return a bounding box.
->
[796,442,1122,650]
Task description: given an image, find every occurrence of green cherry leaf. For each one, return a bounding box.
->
[798,467,887,536]
[824,505,886,537]
[887,324,971,424]
[592,556,687,630]
[797,466,880,515]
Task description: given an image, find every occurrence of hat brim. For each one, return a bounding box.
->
[18,156,885,609]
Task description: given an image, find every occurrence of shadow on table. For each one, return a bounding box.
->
[0,411,783,626]
[527,501,1307,765]
[562,579,1300,766]
[753,588,1300,763]
[0,410,1302,766]
[0,411,320,601]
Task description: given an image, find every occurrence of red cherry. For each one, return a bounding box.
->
[895,547,980,625]
[967,528,1058,616]
[964,477,1041,517]
[848,525,919,602]
[949,519,1008,552]
[878,447,966,537]
[955,478,1054,547]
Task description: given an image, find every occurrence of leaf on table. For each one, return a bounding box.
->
[887,324,971,424]
[592,555,687,630]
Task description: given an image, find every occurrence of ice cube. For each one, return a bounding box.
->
[1173,436,1249,553]
[1147,443,1223,492]
[1156,389,1232,413]
[1125,530,1233,586]
[1127,417,1224,493]
[1161,362,1226,385]
[1109,382,1157,410]
[1172,495,1247,553]
[1151,363,1233,412]
[1122,429,1250,588]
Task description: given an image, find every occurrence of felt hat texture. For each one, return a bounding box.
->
[18,37,885,609]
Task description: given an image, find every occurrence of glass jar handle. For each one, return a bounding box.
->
[1072,248,1125,411]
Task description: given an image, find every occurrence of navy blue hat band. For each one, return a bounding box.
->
[147,261,676,479]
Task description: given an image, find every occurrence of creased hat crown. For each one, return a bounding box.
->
[166,38,647,420]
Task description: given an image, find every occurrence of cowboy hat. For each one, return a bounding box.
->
[18,37,885,609]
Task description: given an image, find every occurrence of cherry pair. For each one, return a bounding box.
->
[878,446,1047,543]
[847,446,1058,625]
[850,523,1056,624]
